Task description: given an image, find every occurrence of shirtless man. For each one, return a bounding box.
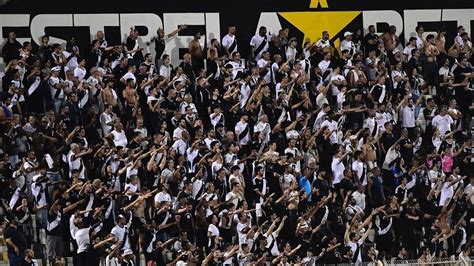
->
[424,34,440,95]
[189,32,204,73]
[123,79,138,108]
[122,79,138,122]
[101,79,118,108]
[435,28,447,55]
[380,25,399,52]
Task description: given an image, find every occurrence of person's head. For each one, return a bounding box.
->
[96,30,105,40]
[344,31,352,40]
[259,26,267,36]
[389,25,397,34]
[7,31,17,42]
[368,25,375,34]
[41,35,50,45]
[323,51,331,60]
[262,51,270,60]
[322,30,329,40]
[228,26,236,35]
[183,53,191,63]
[439,105,448,116]
[24,249,35,259]
[415,25,424,35]
[194,32,202,40]
[426,34,435,44]
[144,53,153,63]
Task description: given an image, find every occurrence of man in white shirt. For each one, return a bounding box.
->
[235,114,250,149]
[321,112,338,144]
[228,52,244,79]
[100,104,115,136]
[256,51,272,84]
[439,175,465,207]
[111,215,131,251]
[316,31,331,51]
[332,150,350,187]
[415,26,426,50]
[154,183,172,207]
[49,66,65,113]
[250,26,271,62]
[318,52,332,75]
[454,26,465,48]
[432,106,454,136]
[398,96,417,137]
[68,143,91,179]
[222,26,238,58]
[403,37,417,62]
[340,32,356,58]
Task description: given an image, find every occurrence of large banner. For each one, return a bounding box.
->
[1,0,473,65]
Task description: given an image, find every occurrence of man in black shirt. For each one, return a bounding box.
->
[406,48,421,74]
[1,32,22,64]
[363,25,379,55]
[380,122,395,155]
[126,27,144,67]
[4,217,27,266]
[179,53,196,86]
[152,25,186,67]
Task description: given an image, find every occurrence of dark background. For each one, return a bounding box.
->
[1,0,473,60]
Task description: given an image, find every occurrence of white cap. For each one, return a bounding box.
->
[344,31,353,37]
[51,66,61,72]
[393,48,401,54]
[122,249,133,256]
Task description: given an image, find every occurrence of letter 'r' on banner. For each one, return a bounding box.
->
[310,0,329,8]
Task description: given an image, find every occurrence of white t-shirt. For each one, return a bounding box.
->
[250,34,270,61]
[346,239,364,263]
[432,114,454,136]
[75,227,91,254]
[331,157,345,185]
[240,83,251,108]
[49,76,64,99]
[402,106,416,128]
[154,191,171,205]
[439,182,454,207]
[222,34,238,54]
[121,72,136,85]
[318,60,331,74]
[340,40,356,56]
[111,130,128,147]
[235,121,250,145]
[74,67,87,81]
[351,190,366,210]
[257,58,271,83]
[321,119,338,143]
[100,112,114,135]
[330,74,345,95]
[265,232,280,256]
[68,151,85,179]
[382,147,399,170]
[111,225,129,250]
[403,46,415,61]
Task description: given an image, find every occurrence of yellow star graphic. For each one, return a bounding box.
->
[279,11,361,44]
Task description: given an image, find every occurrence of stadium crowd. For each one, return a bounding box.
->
[0,22,473,266]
